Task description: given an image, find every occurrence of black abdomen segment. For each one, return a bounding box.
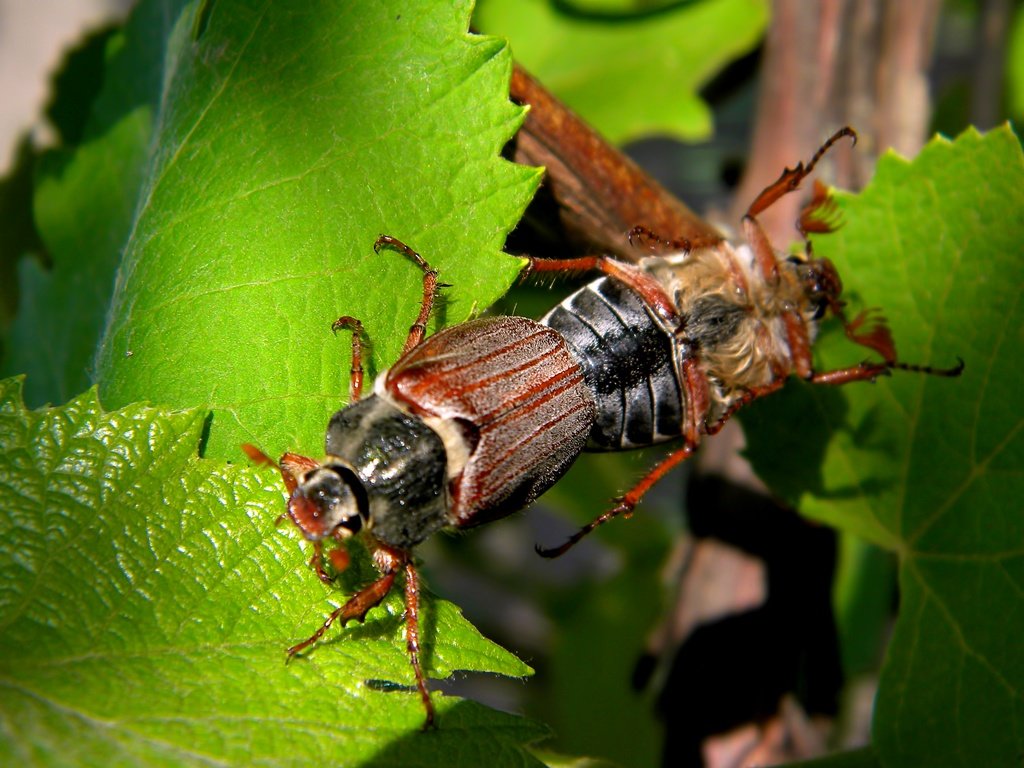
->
[542,277,684,450]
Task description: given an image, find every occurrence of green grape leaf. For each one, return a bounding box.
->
[742,125,1024,767]
[474,0,768,143]
[15,0,539,459]
[94,0,538,459]
[0,376,547,766]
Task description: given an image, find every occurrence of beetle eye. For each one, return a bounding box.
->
[335,504,362,534]
[288,463,366,540]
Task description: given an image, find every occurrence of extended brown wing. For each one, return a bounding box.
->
[509,64,723,262]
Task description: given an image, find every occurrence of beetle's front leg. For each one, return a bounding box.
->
[331,316,365,402]
[524,254,682,324]
[286,569,398,658]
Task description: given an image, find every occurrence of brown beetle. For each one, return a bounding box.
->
[526,127,962,556]
[245,235,596,727]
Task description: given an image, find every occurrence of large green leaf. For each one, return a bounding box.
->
[474,0,768,143]
[0,376,547,766]
[742,125,1023,767]
[13,0,539,459]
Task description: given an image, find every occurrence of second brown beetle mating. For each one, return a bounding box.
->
[246,128,961,728]
[529,126,963,556]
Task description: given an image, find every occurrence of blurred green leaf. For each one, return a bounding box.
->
[3,1,180,408]
[832,534,895,676]
[0,376,547,766]
[743,125,1024,767]
[475,0,768,143]
[534,750,621,768]
[787,746,880,768]
[44,23,120,146]
[0,137,44,329]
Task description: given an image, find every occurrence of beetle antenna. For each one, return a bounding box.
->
[889,357,965,377]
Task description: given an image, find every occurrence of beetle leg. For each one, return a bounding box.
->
[285,543,438,727]
[308,541,327,584]
[809,356,964,386]
[374,235,443,354]
[745,127,857,219]
[626,224,692,254]
[536,441,698,558]
[810,305,961,380]
[888,357,965,377]
[286,569,398,658]
[680,356,712,446]
[402,561,436,729]
[783,311,815,379]
[808,362,892,386]
[331,316,365,402]
[743,127,857,284]
[742,212,782,286]
[524,254,681,324]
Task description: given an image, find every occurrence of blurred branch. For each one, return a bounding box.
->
[730,0,941,243]
[971,0,1012,129]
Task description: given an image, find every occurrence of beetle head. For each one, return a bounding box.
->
[791,252,844,321]
[285,458,369,542]
[790,252,897,363]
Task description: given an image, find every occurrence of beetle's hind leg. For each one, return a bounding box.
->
[523,253,682,324]
[402,561,435,729]
[536,441,698,558]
